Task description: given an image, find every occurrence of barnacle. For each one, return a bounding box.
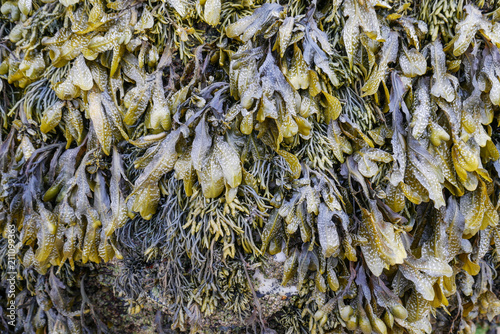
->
[2,0,500,333]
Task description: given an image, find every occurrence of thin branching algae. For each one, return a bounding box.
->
[1,0,500,333]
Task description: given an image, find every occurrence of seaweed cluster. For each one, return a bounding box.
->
[1,0,500,333]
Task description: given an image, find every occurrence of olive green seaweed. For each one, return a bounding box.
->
[1,0,500,333]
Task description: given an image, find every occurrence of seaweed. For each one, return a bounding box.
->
[1,0,500,333]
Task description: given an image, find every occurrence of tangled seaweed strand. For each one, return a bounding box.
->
[1,0,500,333]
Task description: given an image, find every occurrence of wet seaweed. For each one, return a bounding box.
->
[1,0,500,333]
